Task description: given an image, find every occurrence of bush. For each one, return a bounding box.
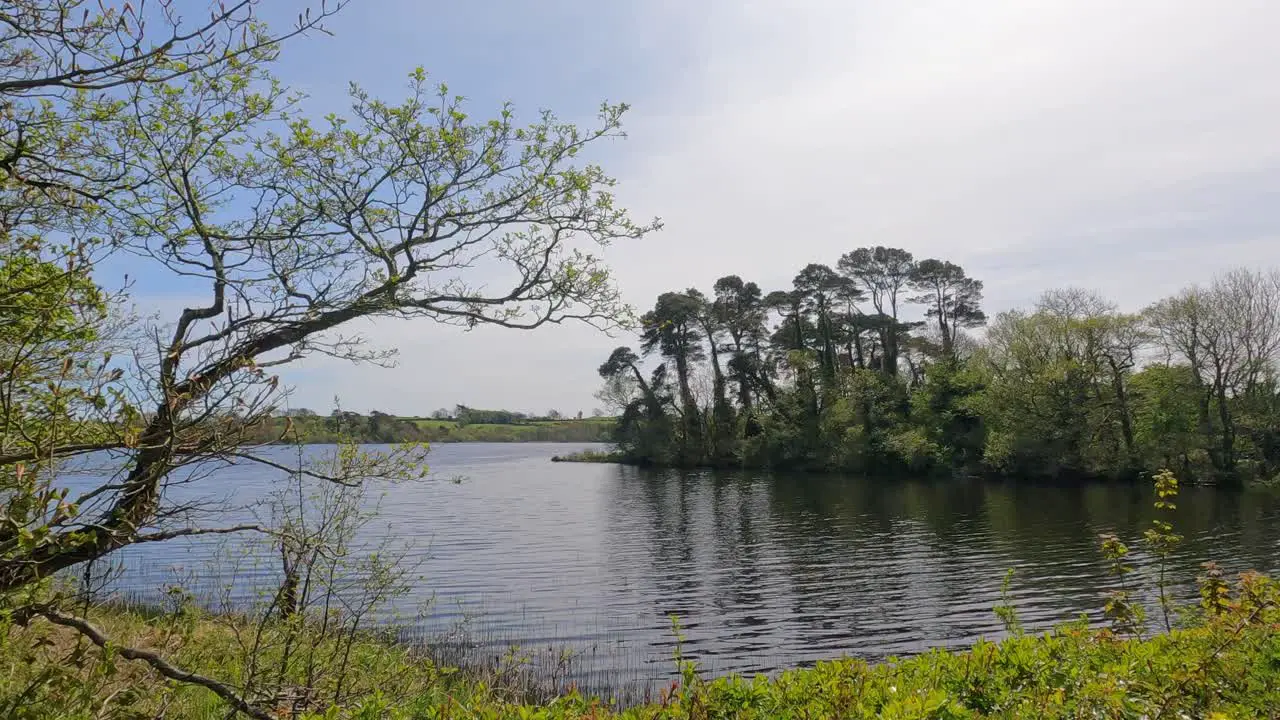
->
[884,428,946,473]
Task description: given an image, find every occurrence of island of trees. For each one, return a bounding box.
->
[599,250,1280,485]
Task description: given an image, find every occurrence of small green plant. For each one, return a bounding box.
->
[667,614,700,689]
[993,568,1023,635]
[1143,469,1184,631]
[1098,469,1191,639]
[1197,561,1231,617]
[1099,532,1145,638]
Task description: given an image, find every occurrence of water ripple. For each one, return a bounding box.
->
[80,443,1280,694]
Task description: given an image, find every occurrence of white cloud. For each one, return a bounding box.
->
[608,0,1280,307]
[255,0,1280,413]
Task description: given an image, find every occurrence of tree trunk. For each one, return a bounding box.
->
[1215,380,1237,482]
[674,352,700,459]
[879,325,899,376]
[705,332,728,413]
[627,364,661,416]
[1107,357,1137,470]
[276,541,299,620]
[703,331,732,459]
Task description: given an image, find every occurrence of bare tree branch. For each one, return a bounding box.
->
[16,605,275,720]
[134,524,268,543]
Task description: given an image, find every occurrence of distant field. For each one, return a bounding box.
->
[247,415,617,444]
[406,417,614,442]
[409,418,456,430]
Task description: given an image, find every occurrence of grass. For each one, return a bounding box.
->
[412,419,614,443]
[4,572,1279,719]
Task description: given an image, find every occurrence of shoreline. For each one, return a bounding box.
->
[12,589,1279,717]
[546,451,1254,488]
[550,449,628,463]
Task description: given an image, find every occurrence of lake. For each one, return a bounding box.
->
[86,442,1280,697]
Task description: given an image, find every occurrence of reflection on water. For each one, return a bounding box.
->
[85,443,1280,693]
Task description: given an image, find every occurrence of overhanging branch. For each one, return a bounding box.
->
[16,606,274,720]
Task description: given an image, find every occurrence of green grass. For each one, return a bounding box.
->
[409,419,457,430]
[5,572,1279,719]
[411,419,615,443]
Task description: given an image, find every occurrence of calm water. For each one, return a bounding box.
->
[77,443,1280,694]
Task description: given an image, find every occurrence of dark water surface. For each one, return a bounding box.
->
[86,443,1280,694]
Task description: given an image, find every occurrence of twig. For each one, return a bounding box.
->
[133,524,270,543]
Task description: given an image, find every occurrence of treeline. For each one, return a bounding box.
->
[599,247,1280,485]
[448,405,598,425]
[244,410,615,444]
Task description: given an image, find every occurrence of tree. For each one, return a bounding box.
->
[1,0,346,232]
[594,373,638,413]
[792,263,848,380]
[686,290,726,410]
[0,14,657,606]
[431,407,452,420]
[978,290,1147,478]
[832,279,871,370]
[713,276,766,352]
[713,275,767,412]
[598,347,655,410]
[1146,288,1219,469]
[597,346,673,463]
[837,247,916,375]
[687,288,733,458]
[1146,270,1280,483]
[1096,312,1148,471]
[640,292,705,457]
[1130,364,1204,476]
[909,259,987,358]
[0,4,657,707]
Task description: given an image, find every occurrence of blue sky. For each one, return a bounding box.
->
[119,0,1280,415]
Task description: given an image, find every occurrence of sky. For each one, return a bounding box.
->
[124,0,1280,416]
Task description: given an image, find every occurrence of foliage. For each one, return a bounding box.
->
[1144,469,1184,631]
[992,569,1022,636]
